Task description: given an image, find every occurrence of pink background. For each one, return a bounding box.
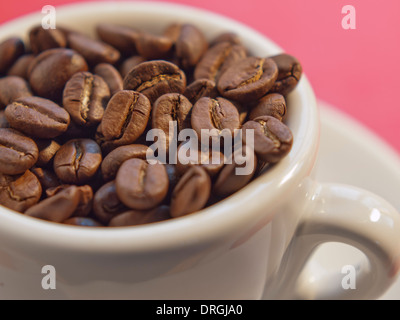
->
[1,0,399,153]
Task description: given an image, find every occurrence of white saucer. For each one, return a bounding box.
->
[310,101,400,300]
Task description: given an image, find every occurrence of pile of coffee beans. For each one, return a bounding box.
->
[0,22,302,227]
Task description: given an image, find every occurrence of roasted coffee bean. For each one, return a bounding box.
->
[63,217,102,227]
[270,53,302,96]
[210,32,242,47]
[96,90,151,153]
[242,115,293,163]
[0,110,9,128]
[31,167,60,190]
[28,48,88,101]
[152,93,192,151]
[68,32,120,66]
[213,147,257,196]
[101,144,149,181]
[164,23,208,69]
[34,139,61,167]
[63,71,110,127]
[123,60,186,104]
[0,128,38,175]
[115,158,169,210]
[46,184,93,217]
[217,57,278,102]
[136,32,173,60]
[194,41,247,82]
[249,93,286,121]
[53,139,102,184]
[0,170,42,213]
[119,55,146,78]
[170,166,211,218]
[7,54,35,80]
[25,185,80,222]
[94,63,123,96]
[29,25,67,54]
[5,96,70,138]
[176,140,225,177]
[0,76,32,109]
[93,180,128,224]
[183,79,217,104]
[0,37,25,75]
[96,23,140,56]
[191,97,240,141]
[109,205,171,227]
[0,20,298,226]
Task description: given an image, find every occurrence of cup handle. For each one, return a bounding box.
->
[269,182,400,300]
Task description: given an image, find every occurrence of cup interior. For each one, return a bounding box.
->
[0,1,319,251]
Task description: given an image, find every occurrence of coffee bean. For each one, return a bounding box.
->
[119,55,146,78]
[63,71,110,127]
[96,23,140,56]
[191,97,240,141]
[93,180,128,224]
[163,23,181,42]
[25,185,80,222]
[136,32,173,60]
[0,128,38,175]
[0,37,25,75]
[164,23,208,69]
[34,139,61,167]
[0,110,9,128]
[53,139,102,184]
[96,90,151,153]
[31,167,60,190]
[210,32,242,47]
[194,41,247,82]
[0,76,32,109]
[115,158,169,210]
[242,115,293,163]
[183,79,217,104]
[213,147,257,196]
[68,32,120,66]
[5,96,70,138]
[217,57,278,102]
[63,217,102,227]
[109,205,171,227]
[29,25,67,54]
[94,63,123,96]
[123,60,186,104]
[101,144,149,181]
[46,184,93,217]
[270,53,302,96]
[249,93,286,121]
[7,54,35,80]
[28,48,88,101]
[176,140,225,177]
[170,166,211,218]
[152,93,192,151]
[0,170,42,213]
[0,20,298,227]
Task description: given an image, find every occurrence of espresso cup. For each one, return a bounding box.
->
[0,2,399,300]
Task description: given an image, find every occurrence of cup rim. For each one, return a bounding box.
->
[0,1,319,253]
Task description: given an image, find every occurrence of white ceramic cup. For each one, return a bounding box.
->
[0,2,399,300]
